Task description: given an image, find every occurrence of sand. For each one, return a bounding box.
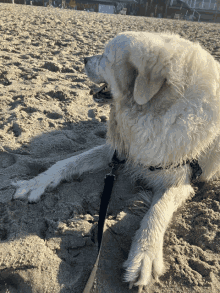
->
[0,3,220,293]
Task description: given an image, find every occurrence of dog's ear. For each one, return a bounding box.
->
[133,65,165,105]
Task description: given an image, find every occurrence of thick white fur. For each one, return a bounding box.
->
[12,31,220,292]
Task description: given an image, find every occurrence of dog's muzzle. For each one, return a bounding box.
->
[90,83,113,105]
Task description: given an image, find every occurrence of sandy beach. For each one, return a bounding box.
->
[0,3,220,292]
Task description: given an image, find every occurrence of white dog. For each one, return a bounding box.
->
[13,31,220,292]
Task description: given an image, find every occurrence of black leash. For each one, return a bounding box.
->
[83,151,125,293]
[98,151,126,250]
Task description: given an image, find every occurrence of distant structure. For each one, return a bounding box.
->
[66,0,135,14]
[0,0,25,3]
[0,0,220,22]
[181,0,220,21]
[184,0,219,9]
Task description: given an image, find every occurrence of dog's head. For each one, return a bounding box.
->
[84,31,188,105]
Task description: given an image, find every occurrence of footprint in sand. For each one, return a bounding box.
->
[46,112,63,120]
[0,153,16,169]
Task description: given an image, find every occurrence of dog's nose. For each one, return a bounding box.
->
[84,57,89,65]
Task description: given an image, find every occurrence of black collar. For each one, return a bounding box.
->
[110,151,202,181]
[149,159,202,181]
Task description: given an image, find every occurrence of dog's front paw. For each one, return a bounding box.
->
[12,177,47,203]
[12,171,62,203]
[123,241,164,293]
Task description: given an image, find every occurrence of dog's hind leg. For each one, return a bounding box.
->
[12,143,114,203]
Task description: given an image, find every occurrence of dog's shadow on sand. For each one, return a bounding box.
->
[0,119,147,293]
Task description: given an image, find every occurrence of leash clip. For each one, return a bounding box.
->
[105,164,117,180]
[105,150,125,179]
